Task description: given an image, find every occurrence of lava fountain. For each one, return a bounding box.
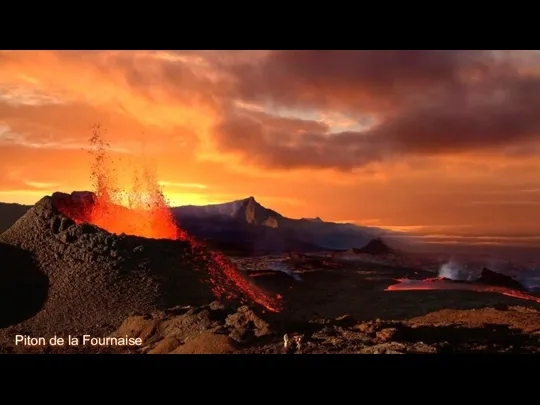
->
[55,125,282,313]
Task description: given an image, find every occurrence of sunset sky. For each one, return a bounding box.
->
[0,50,539,245]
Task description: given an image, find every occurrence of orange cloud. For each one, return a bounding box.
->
[1,50,540,242]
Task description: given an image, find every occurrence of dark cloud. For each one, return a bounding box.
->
[3,50,540,172]
[215,108,383,171]
[372,76,540,153]
[213,51,540,170]
[225,50,500,113]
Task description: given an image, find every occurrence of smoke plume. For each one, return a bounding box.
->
[438,259,479,281]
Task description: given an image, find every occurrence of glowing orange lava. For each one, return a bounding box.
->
[85,127,179,240]
[56,125,282,313]
[385,278,540,304]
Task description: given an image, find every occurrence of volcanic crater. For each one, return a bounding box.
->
[0,192,219,343]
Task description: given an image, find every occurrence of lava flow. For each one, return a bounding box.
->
[55,125,282,313]
[385,278,540,304]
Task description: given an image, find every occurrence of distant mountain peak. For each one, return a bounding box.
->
[236,196,281,226]
[241,196,258,208]
[355,238,395,255]
[301,216,323,222]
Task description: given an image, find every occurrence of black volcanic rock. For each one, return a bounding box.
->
[69,191,97,210]
[0,194,217,342]
[355,238,395,255]
[0,243,48,328]
[477,268,525,291]
[440,278,468,283]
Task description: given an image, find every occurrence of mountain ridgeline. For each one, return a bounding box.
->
[171,196,384,255]
[173,196,283,228]
[0,195,387,256]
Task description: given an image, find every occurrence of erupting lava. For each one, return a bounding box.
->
[386,277,540,304]
[55,125,282,313]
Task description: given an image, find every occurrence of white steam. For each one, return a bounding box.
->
[438,259,479,281]
[267,262,303,282]
[437,258,540,293]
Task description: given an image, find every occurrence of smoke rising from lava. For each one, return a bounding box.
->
[385,277,540,303]
[437,258,540,292]
[386,256,540,303]
[56,124,282,313]
[438,259,479,281]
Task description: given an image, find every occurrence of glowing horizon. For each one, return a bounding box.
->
[1,50,539,245]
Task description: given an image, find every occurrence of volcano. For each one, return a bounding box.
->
[477,267,525,291]
[355,238,395,255]
[0,194,218,341]
[21,128,283,317]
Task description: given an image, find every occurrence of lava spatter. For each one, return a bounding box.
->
[55,125,282,313]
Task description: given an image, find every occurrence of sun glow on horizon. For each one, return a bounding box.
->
[1,50,540,241]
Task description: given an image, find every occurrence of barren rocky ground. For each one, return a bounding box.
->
[2,196,540,354]
[3,250,540,354]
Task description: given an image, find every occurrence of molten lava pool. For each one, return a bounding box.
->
[386,278,540,304]
[54,126,282,313]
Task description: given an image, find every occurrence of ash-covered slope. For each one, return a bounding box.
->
[0,194,216,342]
